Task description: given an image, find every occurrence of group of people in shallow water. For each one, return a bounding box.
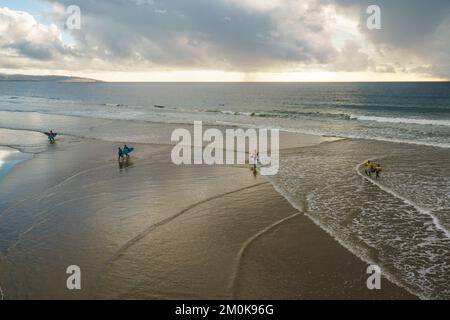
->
[364,160,383,178]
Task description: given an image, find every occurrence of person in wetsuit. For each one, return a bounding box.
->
[375,164,383,179]
[365,160,374,177]
[123,145,131,159]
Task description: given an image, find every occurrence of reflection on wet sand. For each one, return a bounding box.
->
[0,137,415,299]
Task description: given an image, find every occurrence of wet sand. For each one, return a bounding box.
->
[0,136,415,299]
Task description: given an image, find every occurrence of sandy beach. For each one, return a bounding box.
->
[2,0,450,306]
[0,131,415,299]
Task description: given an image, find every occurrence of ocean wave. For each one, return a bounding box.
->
[1,107,450,149]
[353,115,450,126]
[216,109,450,127]
[342,103,450,114]
[204,110,256,117]
[356,161,450,239]
[214,120,450,149]
[1,92,450,149]
[2,94,449,127]
[253,110,353,120]
[205,109,354,120]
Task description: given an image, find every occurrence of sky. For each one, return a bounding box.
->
[0,0,449,82]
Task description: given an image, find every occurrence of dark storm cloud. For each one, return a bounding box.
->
[5,0,450,77]
[5,39,55,60]
[41,0,336,70]
[329,0,450,47]
[322,0,450,77]
[320,0,450,79]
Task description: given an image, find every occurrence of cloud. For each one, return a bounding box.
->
[331,0,450,47]
[327,0,450,77]
[38,0,341,71]
[0,7,71,64]
[332,41,370,72]
[1,0,449,79]
[6,39,54,60]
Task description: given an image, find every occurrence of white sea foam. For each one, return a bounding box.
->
[354,115,450,126]
[356,161,450,239]
[265,175,423,299]
[1,91,450,149]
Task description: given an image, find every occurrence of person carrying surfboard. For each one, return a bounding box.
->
[44,130,57,143]
[123,145,134,159]
[118,147,124,161]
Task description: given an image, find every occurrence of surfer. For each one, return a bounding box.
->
[45,130,56,144]
[250,149,259,170]
[118,147,124,161]
[375,164,383,178]
[123,145,134,159]
[251,164,258,178]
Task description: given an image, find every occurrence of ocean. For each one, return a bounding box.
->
[0,82,449,299]
[1,82,450,147]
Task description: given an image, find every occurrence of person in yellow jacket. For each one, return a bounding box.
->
[365,160,374,177]
[375,164,383,178]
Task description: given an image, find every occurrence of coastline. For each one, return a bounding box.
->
[0,129,416,299]
[0,146,33,178]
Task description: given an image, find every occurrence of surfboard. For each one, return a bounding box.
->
[123,147,135,155]
[44,132,58,137]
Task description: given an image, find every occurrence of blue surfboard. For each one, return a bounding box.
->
[123,147,135,155]
[44,132,58,137]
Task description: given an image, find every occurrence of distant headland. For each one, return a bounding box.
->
[0,74,101,83]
